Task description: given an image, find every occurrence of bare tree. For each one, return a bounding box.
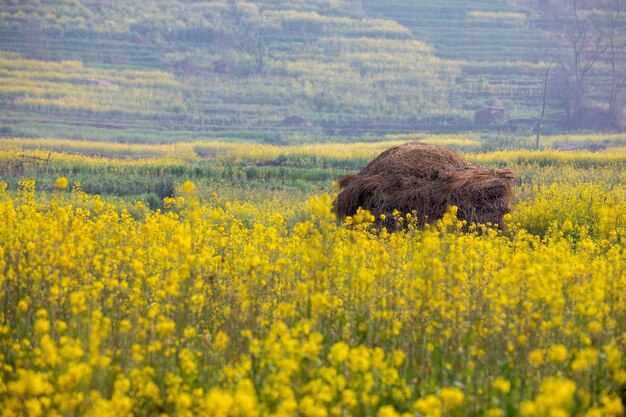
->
[530,0,625,130]
[607,0,626,128]
[536,63,551,149]
[549,0,607,126]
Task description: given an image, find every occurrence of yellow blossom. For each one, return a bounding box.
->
[378,405,401,417]
[119,319,132,333]
[0,156,625,417]
[17,299,29,312]
[55,176,69,189]
[529,349,545,367]
[571,348,599,372]
[214,331,229,351]
[547,344,568,362]
[181,181,196,194]
[328,342,351,365]
[530,377,577,417]
[486,408,504,417]
[439,386,464,411]
[600,395,624,416]
[492,377,511,394]
[414,394,441,417]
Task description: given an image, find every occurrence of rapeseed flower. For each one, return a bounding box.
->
[181,180,196,194]
[439,386,465,410]
[492,377,511,394]
[486,408,504,417]
[214,330,229,351]
[414,395,441,417]
[529,349,545,367]
[1,176,626,416]
[547,344,568,362]
[526,377,577,417]
[571,348,599,373]
[54,176,69,189]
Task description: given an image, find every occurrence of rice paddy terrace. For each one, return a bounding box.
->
[362,0,554,125]
[0,0,623,142]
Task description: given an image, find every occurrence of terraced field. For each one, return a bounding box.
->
[362,1,542,62]
[363,0,560,127]
[0,0,624,142]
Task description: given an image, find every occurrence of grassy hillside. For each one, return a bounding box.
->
[362,0,553,123]
[0,0,624,142]
[362,0,542,62]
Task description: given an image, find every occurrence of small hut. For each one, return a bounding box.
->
[474,107,507,126]
[334,141,515,230]
[280,115,312,127]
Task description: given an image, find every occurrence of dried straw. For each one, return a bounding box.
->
[334,141,515,229]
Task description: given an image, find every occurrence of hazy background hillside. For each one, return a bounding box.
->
[1,0,625,143]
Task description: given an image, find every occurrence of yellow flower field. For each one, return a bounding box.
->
[1,170,625,416]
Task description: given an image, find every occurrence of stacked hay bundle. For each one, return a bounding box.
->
[335,141,515,230]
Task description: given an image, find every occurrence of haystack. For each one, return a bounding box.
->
[280,115,312,127]
[334,141,515,230]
